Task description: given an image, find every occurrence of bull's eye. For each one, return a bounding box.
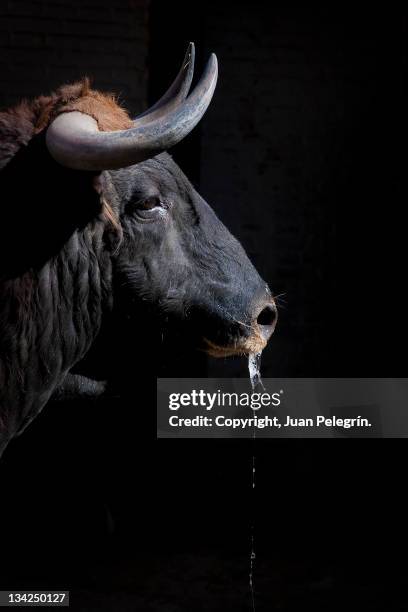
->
[139,196,161,210]
[129,195,171,222]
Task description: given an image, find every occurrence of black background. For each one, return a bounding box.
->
[0,2,407,610]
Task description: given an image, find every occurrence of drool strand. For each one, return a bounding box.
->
[248,350,263,611]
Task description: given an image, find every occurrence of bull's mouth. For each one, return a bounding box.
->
[203,334,267,358]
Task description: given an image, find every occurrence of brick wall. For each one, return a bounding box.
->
[0,0,150,114]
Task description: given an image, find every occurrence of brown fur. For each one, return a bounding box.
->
[55,78,133,131]
[0,78,133,170]
[31,77,133,133]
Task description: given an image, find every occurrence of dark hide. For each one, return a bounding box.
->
[0,82,272,454]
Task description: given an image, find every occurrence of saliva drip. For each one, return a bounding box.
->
[248,351,263,612]
[248,352,264,391]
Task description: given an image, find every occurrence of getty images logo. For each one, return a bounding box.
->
[168,389,283,411]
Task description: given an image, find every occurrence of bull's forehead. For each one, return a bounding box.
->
[108,152,191,207]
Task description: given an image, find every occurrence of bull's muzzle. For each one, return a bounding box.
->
[204,297,278,357]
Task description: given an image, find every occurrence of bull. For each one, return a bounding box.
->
[0,44,277,455]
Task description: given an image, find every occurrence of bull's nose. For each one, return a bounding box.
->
[255,302,278,341]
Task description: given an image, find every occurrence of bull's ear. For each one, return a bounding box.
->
[92,174,122,249]
[92,173,104,196]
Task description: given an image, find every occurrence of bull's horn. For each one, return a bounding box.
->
[134,42,195,126]
[46,52,217,171]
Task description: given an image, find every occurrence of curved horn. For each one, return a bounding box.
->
[46,53,218,171]
[135,42,195,126]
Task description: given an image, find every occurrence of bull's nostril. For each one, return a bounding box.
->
[257,304,277,327]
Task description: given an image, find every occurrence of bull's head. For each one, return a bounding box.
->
[45,44,277,358]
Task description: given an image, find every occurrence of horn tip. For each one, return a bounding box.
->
[185,42,195,64]
[209,53,218,72]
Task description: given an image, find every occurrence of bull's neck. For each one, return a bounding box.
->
[0,220,113,439]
